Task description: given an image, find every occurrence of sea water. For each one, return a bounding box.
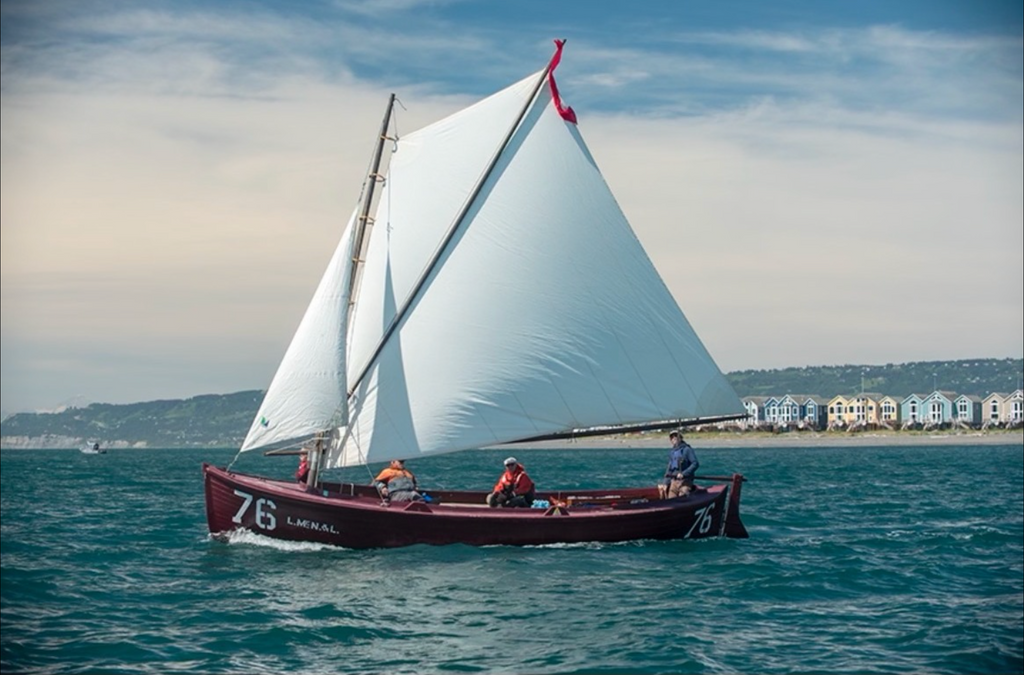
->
[1,444,1021,674]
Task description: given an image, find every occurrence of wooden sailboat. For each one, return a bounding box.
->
[204,41,749,549]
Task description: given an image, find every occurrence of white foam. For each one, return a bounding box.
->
[210,528,346,552]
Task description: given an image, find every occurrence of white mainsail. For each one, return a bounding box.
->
[240,209,357,451]
[327,65,744,468]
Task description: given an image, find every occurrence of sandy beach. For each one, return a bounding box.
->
[505,429,1024,450]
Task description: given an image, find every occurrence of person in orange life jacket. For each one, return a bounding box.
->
[486,457,535,508]
[295,450,310,484]
[374,459,423,502]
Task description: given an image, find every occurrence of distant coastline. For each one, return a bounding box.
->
[506,429,1024,450]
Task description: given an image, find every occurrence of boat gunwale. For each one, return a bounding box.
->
[203,463,727,519]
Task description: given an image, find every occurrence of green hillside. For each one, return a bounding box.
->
[728,358,1022,399]
[2,358,1021,448]
[1,391,263,448]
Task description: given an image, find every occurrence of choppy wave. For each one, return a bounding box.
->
[1,444,1022,674]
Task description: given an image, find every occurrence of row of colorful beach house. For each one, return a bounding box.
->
[734,389,1024,430]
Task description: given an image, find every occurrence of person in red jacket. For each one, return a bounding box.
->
[295,450,310,484]
[486,457,535,508]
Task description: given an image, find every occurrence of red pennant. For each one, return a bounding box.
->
[548,39,577,124]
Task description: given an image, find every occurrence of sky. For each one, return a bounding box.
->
[2,0,1022,414]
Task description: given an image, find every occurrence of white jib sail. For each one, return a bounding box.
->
[326,70,743,469]
[240,209,357,452]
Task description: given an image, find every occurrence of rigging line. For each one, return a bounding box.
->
[337,412,388,502]
[391,96,406,146]
[348,418,379,490]
[227,448,243,472]
[346,59,557,399]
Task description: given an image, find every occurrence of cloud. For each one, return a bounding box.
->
[564,26,1023,123]
[1,4,1021,410]
[587,104,1022,369]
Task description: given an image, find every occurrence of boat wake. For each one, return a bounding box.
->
[211,528,345,553]
[520,539,654,550]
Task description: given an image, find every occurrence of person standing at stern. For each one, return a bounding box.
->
[658,431,699,499]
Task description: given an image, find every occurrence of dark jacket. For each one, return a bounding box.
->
[665,443,698,479]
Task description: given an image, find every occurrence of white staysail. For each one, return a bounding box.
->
[326,65,743,468]
[240,209,357,452]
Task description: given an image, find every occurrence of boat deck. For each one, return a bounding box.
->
[294,478,714,514]
[203,464,749,546]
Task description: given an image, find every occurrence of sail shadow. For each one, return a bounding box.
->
[349,235,417,465]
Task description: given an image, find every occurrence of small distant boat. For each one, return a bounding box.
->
[80,442,106,455]
[203,40,749,549]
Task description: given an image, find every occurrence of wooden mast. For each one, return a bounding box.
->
[307,94,396,491]
[349,93,397,304]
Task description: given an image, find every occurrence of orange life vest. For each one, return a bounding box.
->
[493,465,535,497]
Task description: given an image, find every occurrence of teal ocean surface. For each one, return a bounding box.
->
[1,444,1022,674]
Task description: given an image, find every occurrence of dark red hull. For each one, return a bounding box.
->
[203,463,748,549]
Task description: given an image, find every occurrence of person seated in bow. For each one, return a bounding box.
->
[373,459,423,502]
[486,457,535,508]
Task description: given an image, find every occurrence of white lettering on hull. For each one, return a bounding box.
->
[231,489,341,535]
[684,502,716,539]
[232,490,277,530]
[286,516,340,534]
